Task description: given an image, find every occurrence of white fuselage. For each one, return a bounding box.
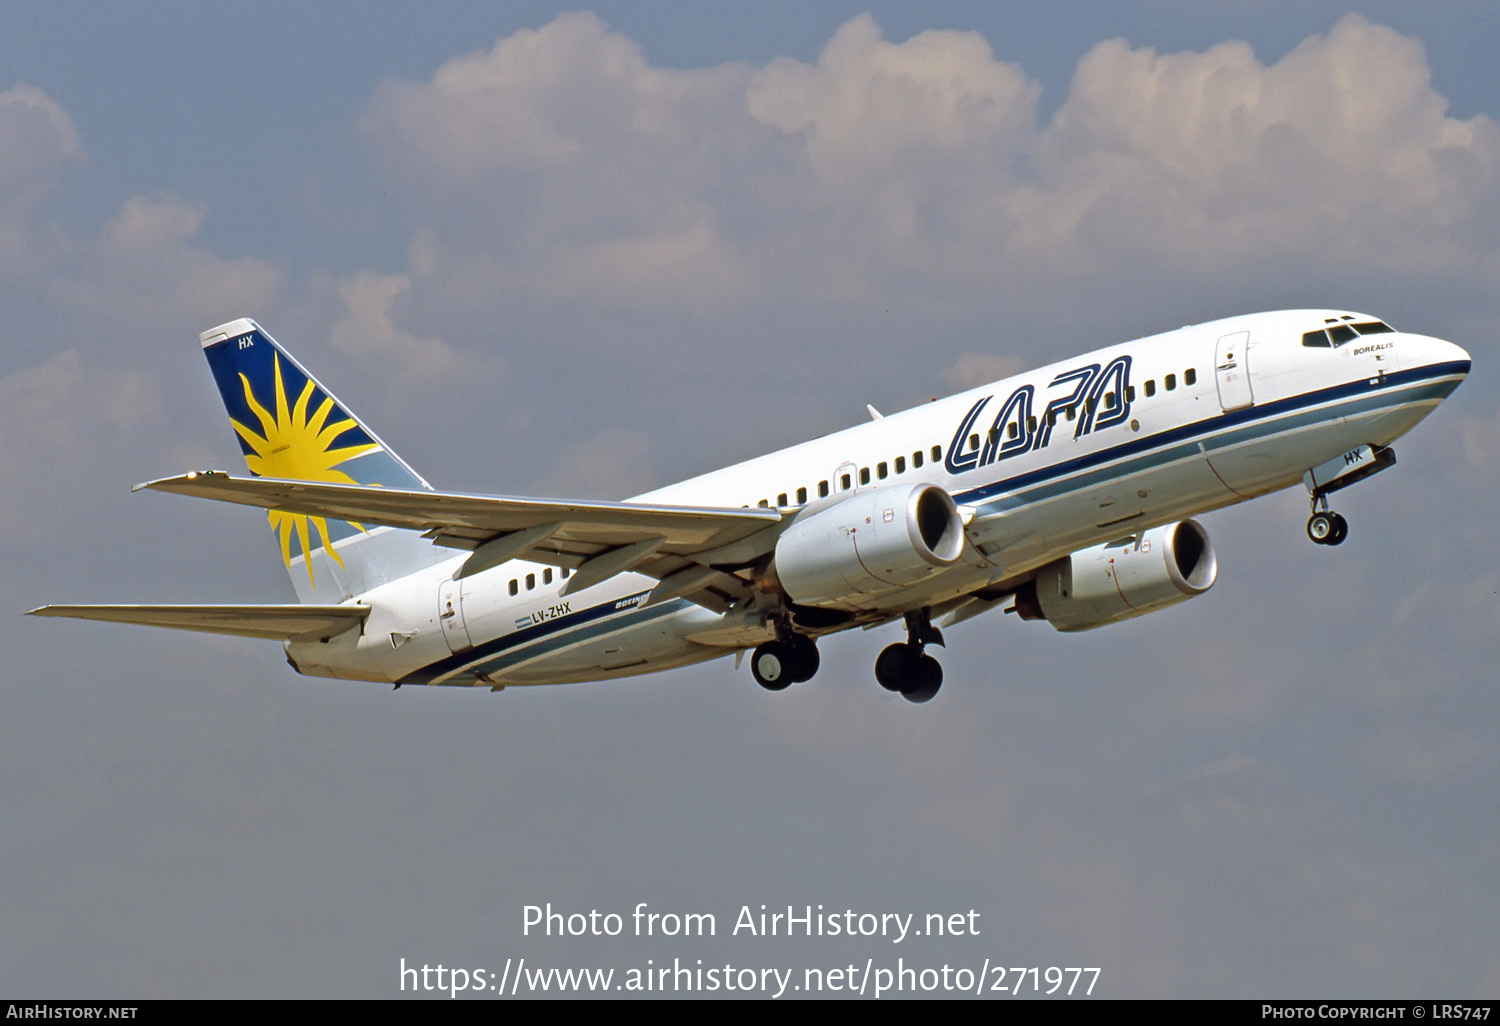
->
[285,310,1470,687]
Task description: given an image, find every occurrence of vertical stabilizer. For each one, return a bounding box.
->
[199,318,448,603]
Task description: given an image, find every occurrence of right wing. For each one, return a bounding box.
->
[27,603,370,642]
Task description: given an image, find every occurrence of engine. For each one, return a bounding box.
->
[1013,520,1217,631]
[767,483,966,609]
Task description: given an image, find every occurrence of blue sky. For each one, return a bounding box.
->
[3,2,1498,998]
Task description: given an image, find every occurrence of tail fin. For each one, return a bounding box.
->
[199,318,448,603]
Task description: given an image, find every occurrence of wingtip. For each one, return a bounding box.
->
[134,470,228,493]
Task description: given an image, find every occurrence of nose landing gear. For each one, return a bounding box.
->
[1306,508,1348,546]
[1302,444,1397,547]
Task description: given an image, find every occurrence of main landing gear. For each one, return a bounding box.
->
[750,623,820,690]
[874,610,945,704]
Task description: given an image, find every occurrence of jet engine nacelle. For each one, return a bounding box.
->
[770,483,966,609]
[1014,519,1217,631]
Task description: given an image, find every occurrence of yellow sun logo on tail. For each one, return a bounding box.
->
[231,354,378,586]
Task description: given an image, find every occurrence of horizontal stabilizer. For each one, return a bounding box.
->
[27,603,370,641]
[137,471,783,556]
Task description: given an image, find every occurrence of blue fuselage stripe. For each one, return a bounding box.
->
[953,361,1466,509]
[403,591,664,685]
[404,360,1467,685]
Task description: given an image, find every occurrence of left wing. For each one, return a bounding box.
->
[139,471,783,602]
[27,603,370,641]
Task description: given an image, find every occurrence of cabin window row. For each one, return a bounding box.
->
[752,444,944,509]
[507,566,571,596]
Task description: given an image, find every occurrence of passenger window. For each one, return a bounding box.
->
[561,567,570,578]
[1165,374,1176,391]
[526,573,535,590]
[1066,405,1076,421]
[757,498,769,508]
[932,446,941,461]
[987,427,1000,445]
[1086,398,1097,414]
[819,480,830,497]
[1184,368,1197,386]
[1047,410,1057,426]
[1007,422,1019,439]
[859,467,870,485]
[877,462,887,480]
[840,473,851,490]
[777,492,788,506]
[1103,393,1116,410]
[1126,386,1135,402]
[1027,415,1038,432]
[912,451,924,468]
[796,486,807,504]
[1145,379,1156,397]
[968,434,979,451]
[543,568,553,585]
[895,456,906,474]
[509,579,518,596]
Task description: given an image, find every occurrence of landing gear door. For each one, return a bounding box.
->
[1215,331,1254,412]
[438,579,472,653]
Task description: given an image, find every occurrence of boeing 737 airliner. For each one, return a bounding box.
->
[31,310,1469,702]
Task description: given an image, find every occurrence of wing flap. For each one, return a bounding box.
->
[27,603,370,641]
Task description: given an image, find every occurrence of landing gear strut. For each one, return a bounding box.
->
[874,610,945,703]
[750,620,819,691]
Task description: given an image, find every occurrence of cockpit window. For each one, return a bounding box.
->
[1304,321,1384,349]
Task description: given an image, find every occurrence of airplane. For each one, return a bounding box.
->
[29,310,1470,703]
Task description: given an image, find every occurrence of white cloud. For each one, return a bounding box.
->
[328,269,458,378]
[357,13,1500,322]
[525,427,656,499]
[0,83,83,274]
[940,352,1029,391]
[0,82,82,201]
[746,15,1038,185]
[69,193,284,331]
[1027,15,1500,271]
[0,351,158,536]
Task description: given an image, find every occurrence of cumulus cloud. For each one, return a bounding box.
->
[0,82,82,202]
[68,193,284,331]
[0,351,158,536]
[1029,15,1500,271]
[747,14,1038,185]
[328,269,458,378]
[0,83,83,273]
[358,13,1500,322]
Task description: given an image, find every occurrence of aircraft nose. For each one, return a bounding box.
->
[1403,333,1471,375]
